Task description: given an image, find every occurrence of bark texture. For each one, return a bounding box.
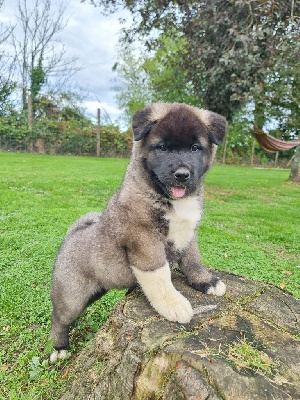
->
[289,145,300,182]
[60,270,300,400]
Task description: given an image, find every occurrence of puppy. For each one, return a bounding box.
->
[49,102,227,362]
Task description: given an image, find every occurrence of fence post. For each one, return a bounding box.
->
[250,138,255,165]
[274,151,279,168]
[222,136,228,164]
[96,108,101,157]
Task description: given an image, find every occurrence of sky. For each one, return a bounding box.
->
[0,0,131,125]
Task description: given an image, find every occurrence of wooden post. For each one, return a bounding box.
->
[96,108,101,157]
[28,94,33,132]
[274,151,279,168]
[250,138,255,165]
[222,136,228,164]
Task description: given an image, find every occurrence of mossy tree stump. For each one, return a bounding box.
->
[60,271,299,400]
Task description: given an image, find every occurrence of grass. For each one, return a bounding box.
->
[225,336,277,376]
[0,152,299,399]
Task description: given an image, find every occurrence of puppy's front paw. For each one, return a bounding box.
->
[191,278,226,296]
[152,290,193,324]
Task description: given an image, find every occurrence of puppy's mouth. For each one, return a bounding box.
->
[149,170,189,199]
[170,186,186,198]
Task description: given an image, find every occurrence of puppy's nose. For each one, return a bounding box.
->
[174,168,190,182]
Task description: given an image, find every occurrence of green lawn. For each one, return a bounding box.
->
[0,153,299,399]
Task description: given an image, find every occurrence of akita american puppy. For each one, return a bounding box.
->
[49,103,227,362]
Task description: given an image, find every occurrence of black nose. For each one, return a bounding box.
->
[174,168,190,182]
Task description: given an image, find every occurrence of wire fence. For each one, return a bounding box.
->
[0,131,131,158]
[0,130,294,168]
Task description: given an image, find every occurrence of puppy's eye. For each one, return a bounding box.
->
[158,144,167,152]
[191,144,201,152]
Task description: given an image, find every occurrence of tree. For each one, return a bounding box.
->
[252,33,300,178]
[11,0,80,113]
[90,0,299,122]
[112,44,153,124]
[0,0,15,115]
[113,32,205,125]
[289,146,300,182]
[142,33,200,106]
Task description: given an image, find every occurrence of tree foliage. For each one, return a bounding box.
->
[113,32,204,123]
[112,45,153,124]
[91,0,299,122]
[0,91,131,156]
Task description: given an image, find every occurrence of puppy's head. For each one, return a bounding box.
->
[132,103,227,199]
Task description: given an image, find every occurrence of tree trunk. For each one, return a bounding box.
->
[253,93,265,167]
[27,94,33,132]
[96,108,101,157]
[289,145,300,182]
[60,271,300,400]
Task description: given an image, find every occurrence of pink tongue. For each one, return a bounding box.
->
[171,186,186,198]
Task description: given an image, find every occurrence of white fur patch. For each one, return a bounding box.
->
[132,263,193,324]
[207,280,226,296]
[166,197,201,251]
[49,349,71,363]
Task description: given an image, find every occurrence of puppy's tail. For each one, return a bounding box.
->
[66,212,102,237]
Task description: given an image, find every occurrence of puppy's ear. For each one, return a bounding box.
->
[206,112,227,145]
[132,106,157,141]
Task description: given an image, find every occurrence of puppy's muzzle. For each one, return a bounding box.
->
[174,167,190,183]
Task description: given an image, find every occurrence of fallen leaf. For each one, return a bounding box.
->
[280,283,286,289]
[1,364,8,371]
[61,368,70,380]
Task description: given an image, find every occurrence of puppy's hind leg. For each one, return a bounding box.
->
[49,309,71,363]
[49,275,106,363]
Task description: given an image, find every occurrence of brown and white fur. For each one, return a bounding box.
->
[49,102,227,362]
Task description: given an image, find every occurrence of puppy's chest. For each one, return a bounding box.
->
[164,197,202,251]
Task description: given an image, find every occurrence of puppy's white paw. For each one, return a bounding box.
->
[49,349,71,363]
[152,291,193,324]
[132,263,193,324]
[207,280,226,296]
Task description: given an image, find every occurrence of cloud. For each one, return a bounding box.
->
[59,0,131,116]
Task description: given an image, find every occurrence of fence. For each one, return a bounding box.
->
[0,128,294,167]
[0,130,132,158]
